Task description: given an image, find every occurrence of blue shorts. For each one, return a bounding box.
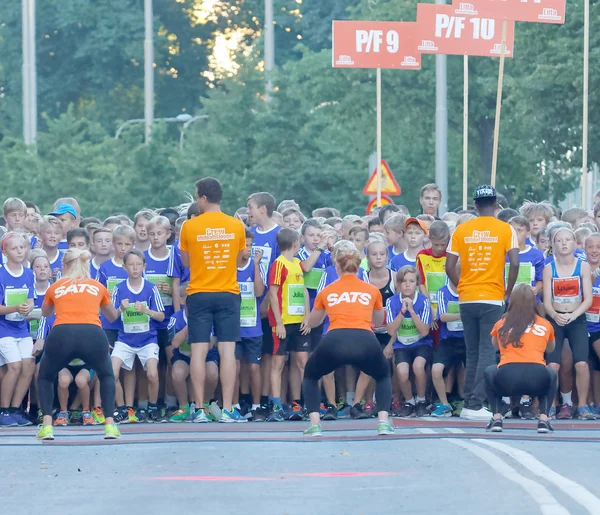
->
[171,347,220,366]
[235,336,262,364]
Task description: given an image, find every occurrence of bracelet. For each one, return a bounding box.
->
[315,246,323,253]
[148,310,154,319]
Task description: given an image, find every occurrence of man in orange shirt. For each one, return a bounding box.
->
[179,177,247,423]
[445,185,519,421]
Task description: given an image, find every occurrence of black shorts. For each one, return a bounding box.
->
[236,336,263,364]
[187,292,241,344]
[156,328,170,363]
[546,314,589,364]
[589,331,600,372]
[310,323,324,351]
[104,329,119,348]
[273,324,310,355]
[394,345,433,366]
[434,338,466,368]
[375,332,390,348]
[261,318,274,355]
[66,364,94,381]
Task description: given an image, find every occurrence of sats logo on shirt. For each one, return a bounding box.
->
[327,292,372,306]
[55,283,100,298]
[524,324,547,337]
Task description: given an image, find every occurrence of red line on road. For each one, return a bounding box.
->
[152,476,276,481]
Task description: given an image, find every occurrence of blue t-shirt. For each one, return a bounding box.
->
[48,251,63,279]
[144,248,180,330]
[112,279,164,349]
[37,314,56,340]
[436,285,464,340]
[297,246,332,308]
[0,265,35,338]
[171,240,189,284]
[587,275,600,334]
[29,286,48,339]
[58,240,68,253]
[506,245,544,287]
[387,245,400,269]
[97,258,127,331]
[251,225,281,274]
[237,260,266,339]
[390,251,417,272]
[385,292,432,349]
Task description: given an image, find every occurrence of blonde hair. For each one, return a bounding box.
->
[456,213,476,226]
[335,244,361,274]
[332,240,356,260]
[41,215,63,231]
[134,209,155,225]
[147,215,172,232]
[3,197,27,216]
[29,249,50,268]
[1,231,26,254]
[383,213,408,233]
[62,249,92,281]
[113,224,136,242]
[396,265,421,286]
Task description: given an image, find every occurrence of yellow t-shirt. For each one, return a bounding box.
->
[268,256,306,325]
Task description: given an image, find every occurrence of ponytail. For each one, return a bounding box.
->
[62,249,92,281]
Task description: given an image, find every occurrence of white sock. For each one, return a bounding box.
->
[561,391,572,406]
[234,403,241,410]
[416,396,426,403]
[252,404,260,410]
[346,392,355,405]
[407,397,416,406]
[502,397,511,404]
[520,396,530,404]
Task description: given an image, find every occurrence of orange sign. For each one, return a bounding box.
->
[363,160,401,196]
[332,21,422,70]
[367,195,394,214]
[416,3,515,57]
[451,0,566,24]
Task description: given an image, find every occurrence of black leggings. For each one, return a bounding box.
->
[484,363,557,416]
[38,324,115,417]
[303,329,392,414]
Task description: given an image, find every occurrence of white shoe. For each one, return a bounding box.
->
[460,407,493,421]
[208,401,222,422]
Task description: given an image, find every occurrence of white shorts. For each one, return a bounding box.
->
[0,336,34,363]
[111,342,159,371]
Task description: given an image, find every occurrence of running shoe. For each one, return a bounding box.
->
[557,404,573,420]
[82,411,95,426]
[252,406,267,422]
[350,403,367,419]
[288,401,304,421]
[122,407,139,424]
[35,409,43,426]
[319,404,328,419]
[415,401,429,418]
[519,401,535,420]
[486,417,503,432]
[169,405,190,423]
[0,411,18,427]
[11,410,33,426]
[337,403,351,419]
[190,408,208,423]
[577,405,596,420]
[36,425,54,440]
[113,407,128,424]
[92,408,105,425]
[220,408,247,423]
[207,401,222,422]
[70,410,83,425]
[147,407,163,423]
[548,406,556,419]
[303,424,323,437]
[53,411,69,427]
[364,401,375,418]
[377,421,395,436]
[591,404,600,417]
[322,405,338,421]
[537,419,554,433]
[392,399,403,417]
[266,404,284,422]
[431,403,453,418]
[136,408,148,423]
[104,423,122,440]
[451,399,464,417]
[398,402,415,418]
[500,401,512,417]
[460,407,493,421]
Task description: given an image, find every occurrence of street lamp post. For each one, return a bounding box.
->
[179,115,209,150]
[115,113,192,140]
[144,0,154,145]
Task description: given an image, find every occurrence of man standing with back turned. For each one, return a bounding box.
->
[179,177,247,423]
[445,185,519,421]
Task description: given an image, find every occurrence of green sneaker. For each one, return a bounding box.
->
[169,405,190,423]
[104,423,122,440]
[377,421,395,436]
[36,425,54,440]
[451,399,464,417]
[303,424,323,437]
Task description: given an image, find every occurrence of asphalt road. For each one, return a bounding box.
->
[2,419,600,515]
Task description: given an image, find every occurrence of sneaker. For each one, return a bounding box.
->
[190,408,208,423]
[303,424,323,437]
[288,401,304,421]
[399,402,415,418]
[207,401,222,422]
[591,404,600,417]
[169,406,191,423]
[319,404,328,419]
[125,407,138,424]
[147,407,165,423]
[82,411,95,426]
[92,408,105,425]
[104,423,122,440]
[322,405,338,421]
[11,410,33,426]
[578,405,596,420]
[53,411,69,427]
[460,407,493,421]
[266,404,284,422]
[537,419,554,433]
[557,404,573,420]
[431,403,453,418]
[392,398,403,417]
[252,406,267,422]
[350,403,367,419]
[0,411,18,427]
[113,407,128,424]
[486,417,503,432]
[377,421,395,436]
[136,408,148,423]
[220,408,248,423]
[36,425,54,440]
[451,399,464,417]
[548,406,556,419]
[35,409,43,426]
[415,401,429,418]
[505,406,520,419]
[519,401,535,420]
[338,404,351,419]
[69,410,83,425]
[364,401,375,418]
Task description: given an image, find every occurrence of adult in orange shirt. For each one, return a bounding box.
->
[484,284,557,433]
[445,185,519,421]
[178,177,247,423]
[302,244,395,437]
[36,249,121,441]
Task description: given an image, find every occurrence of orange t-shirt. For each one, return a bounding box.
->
[179,212,246,295]
[491,315,554,367]
[43,278,111,327]
[447,216,518,302]
[314,275,383,332]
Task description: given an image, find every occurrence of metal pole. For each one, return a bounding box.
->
[490,20,508,188]
[376,68,382,207]
[265,0,275,93]
[144,0,154,144]
[582,0,589,210]
[22,0,37,145]
[435,0,448,215]
[463,55,469,210]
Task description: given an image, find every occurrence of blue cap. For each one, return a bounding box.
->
[49,203,77,218]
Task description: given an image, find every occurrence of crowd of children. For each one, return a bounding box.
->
[1,183,600,429]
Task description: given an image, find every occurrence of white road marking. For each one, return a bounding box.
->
[475,440,600,515]
[447,439,570,515]
[445,428,465,434]
[416,428,436,434]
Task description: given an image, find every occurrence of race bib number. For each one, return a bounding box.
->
[304,268,325,290]
[29,307,41,338]
[179,338,191,357]
[5,288,28,322]
[397,317,421,346]
[146,274,173,306]
[287,284,305,316]
[446,301,463,332]
[553,277,581,305]
[425,272,446,301]
[240,282,257,327]
[586,291,600,324]
[506,263,534,285]
[122,303,150,334]
[107,278,126,294]
[254,245,273,271]
[68,358,85,366]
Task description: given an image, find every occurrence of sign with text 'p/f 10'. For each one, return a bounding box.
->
[416,3,515,57]
[332,21,421,69]
[451,0,566,24]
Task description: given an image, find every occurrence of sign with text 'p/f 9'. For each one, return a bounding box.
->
[332,21,421,69]
[416,3,515,57]
[451,0,566,25]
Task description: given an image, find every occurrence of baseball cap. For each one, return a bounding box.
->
[49,203,77,219]
[473,185,497,201]
[404,217,429,235]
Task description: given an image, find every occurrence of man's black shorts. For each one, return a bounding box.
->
[187,292,241,344]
